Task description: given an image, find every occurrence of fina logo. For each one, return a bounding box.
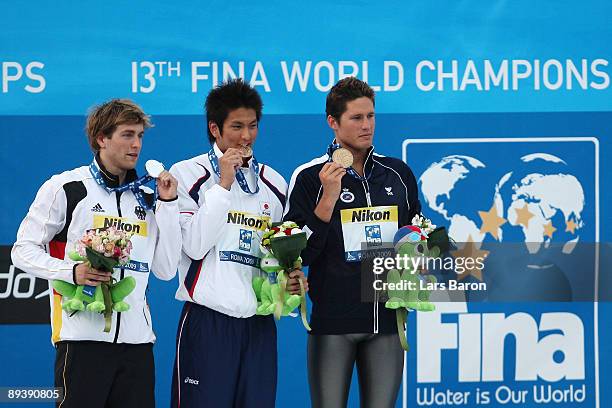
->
[365,225,382,245]
[405,138,597,401]
[416,303,585,383]
[239,229,253,252]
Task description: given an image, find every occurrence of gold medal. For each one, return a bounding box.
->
[240,145,253,158]
[332,148,354,168]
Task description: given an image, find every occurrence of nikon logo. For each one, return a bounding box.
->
[93,215,148,236]
[227,211,269,231]
[352,209,390,222]
[340,206,398,224]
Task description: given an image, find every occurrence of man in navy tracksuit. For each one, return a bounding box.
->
[284,77,421,408]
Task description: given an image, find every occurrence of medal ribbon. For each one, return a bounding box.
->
[89,160,158,211]
[327,142,372,182]
[208,147,260,194]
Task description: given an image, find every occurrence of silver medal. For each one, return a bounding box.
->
[145,160,165,178]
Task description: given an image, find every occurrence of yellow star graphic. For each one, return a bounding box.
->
[451,235,490,281]
[478,203,507,240]
[565,219,578,234]
[543,221,556,238]
[514,204,534,228]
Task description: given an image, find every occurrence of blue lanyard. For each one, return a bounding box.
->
[208,148,260,194]
[89,160,158,211]
[327,143,371,182]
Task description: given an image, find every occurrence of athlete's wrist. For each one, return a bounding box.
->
[314,200,334,223]
[319,193,339,207]
[219,180,232,190]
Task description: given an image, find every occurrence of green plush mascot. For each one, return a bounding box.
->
[385,244,439,312]
[52,251,136,332]
[384,224,442,350]
[253,253,301,316]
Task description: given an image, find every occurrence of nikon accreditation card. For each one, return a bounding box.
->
[219,210,270,268]
[340,205,398,262]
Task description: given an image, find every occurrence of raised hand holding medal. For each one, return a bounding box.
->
[146,160,177,200]
[315,146,349,223]
[88,159,172,211]
[211,144,260,194]
[217,147,245,190]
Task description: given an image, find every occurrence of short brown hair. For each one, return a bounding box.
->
[86,99,152,151]
[325,77,375,122]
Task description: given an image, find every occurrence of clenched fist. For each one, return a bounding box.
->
[218,148,244,190]
[157,170,178,200]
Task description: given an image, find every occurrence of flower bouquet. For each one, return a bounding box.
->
[253,221,310,330]
[52,227,136,332]
[413,214,454,254]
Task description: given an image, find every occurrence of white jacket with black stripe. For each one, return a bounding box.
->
[11,157,182,344]
[170,143,287,318]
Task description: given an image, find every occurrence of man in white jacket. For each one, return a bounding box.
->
[170,79,306,407]
[11,99,182,408]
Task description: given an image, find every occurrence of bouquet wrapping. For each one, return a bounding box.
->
[255,221,310,330]
[53,227,136,332]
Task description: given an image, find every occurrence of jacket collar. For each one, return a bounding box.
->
[94,154,138,189]
[363,145,375,177]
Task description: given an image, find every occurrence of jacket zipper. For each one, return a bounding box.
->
[361,179,379,334]
[143,306,150,327]
[113,191,124,343]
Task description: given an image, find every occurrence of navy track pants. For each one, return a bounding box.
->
[171,302,277,408]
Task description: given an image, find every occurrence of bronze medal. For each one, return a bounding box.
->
[240,145,253,158]
[331,148,354,168]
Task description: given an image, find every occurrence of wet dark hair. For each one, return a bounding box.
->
[325,77,375,122]
[205,78,263,144]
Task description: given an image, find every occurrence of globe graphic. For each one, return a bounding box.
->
[418,152,586,301]
[419,155,494,301]
[496,153,585,252]
[419,155,493,243]
[492,153,586,301]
